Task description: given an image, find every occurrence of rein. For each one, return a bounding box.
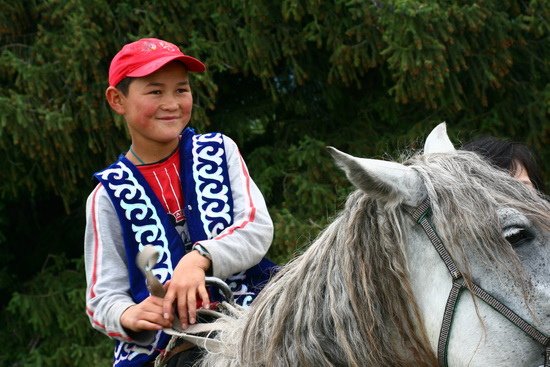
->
[407,199,550,367]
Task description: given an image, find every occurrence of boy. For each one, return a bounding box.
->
[84,38,274,366]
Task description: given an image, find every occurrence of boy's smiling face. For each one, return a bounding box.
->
[115,61,193,153]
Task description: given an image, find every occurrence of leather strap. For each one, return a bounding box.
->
[156,340,195,367]
[407,199,549,366]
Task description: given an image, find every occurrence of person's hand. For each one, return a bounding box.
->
[162,250,211,329]
[120,295,173,332]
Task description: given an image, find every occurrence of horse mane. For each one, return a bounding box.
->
[200,150,550,367]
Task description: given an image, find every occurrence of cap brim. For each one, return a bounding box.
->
[127,55,206,78]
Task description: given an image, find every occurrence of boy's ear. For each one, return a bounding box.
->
[105,86,126,115]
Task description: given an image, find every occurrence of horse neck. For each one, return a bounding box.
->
[237,196,438,366]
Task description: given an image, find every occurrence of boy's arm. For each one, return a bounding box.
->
[163,135,274,328]
[84,184,158,345]
[196,135,274,279]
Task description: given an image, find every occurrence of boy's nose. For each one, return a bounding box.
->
[160,99,179,111]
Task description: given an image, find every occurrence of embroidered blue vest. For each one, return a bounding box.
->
[94,128,277,367]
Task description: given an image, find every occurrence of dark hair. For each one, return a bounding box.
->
[461,136,545,193]
[115,77,137,96]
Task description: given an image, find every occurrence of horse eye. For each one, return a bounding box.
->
[503,226,534,248]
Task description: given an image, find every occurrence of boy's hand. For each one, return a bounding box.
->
[162,250,211,329]
[120,296,173,332]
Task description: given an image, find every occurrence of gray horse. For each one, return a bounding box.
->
[176,123,549,366]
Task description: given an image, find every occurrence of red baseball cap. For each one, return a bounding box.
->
[108,38,206,87]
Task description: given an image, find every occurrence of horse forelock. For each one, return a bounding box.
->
[408,151,549,281]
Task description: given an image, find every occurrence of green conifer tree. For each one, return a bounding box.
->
[0,1,547,364]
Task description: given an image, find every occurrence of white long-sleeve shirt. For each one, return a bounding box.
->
[84,135,273,344]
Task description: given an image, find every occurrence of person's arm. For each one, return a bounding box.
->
[84,184,170,344]
[196,135,274,279]
[162,135,274,328]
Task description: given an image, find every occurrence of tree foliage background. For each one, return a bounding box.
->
[0,0,547,365]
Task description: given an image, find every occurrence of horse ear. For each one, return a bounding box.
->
[424,122,456,154]
[327,147,426,206]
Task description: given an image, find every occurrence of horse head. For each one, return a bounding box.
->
[328,122,549,366]
[199,123,549,367]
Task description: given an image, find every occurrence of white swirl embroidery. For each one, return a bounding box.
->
[226,271,254,308]
[99,161,173,281]
[113,331,162,363]
[192,134,232,238]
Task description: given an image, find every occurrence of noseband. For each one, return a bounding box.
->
[408,199,549,367]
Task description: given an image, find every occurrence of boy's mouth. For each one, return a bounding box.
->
[157,116,181,121]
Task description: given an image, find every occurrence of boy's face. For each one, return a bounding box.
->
[115,61,193,147]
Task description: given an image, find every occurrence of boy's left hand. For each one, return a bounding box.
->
[162,251,211,329]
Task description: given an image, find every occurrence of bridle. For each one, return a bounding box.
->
[407,199,550,367]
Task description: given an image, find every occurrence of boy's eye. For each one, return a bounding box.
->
[177,88,189,94]
[149,90,161,95]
